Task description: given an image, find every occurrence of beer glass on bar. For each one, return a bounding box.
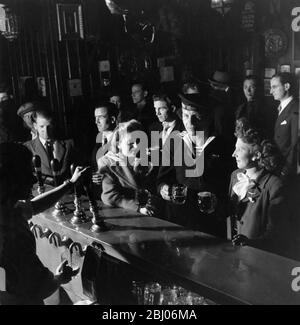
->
[171,184,187,205]
[197,191,216,214]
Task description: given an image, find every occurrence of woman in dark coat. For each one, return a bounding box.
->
[229,119,288,253]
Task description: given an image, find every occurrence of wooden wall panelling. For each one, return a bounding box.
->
[47,0,66,134]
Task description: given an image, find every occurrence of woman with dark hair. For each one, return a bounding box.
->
[229,118,287,252]
[0,142,87,304]
[97,119,160,216]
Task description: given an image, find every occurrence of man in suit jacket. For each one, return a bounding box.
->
[24,109,75,183]
[92,101,118,170]
[148,92,184,165]
[270,72,299,178]
[131,81,157,132]
[91,101,119,198]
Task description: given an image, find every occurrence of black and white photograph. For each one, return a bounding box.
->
[0,0,300,309]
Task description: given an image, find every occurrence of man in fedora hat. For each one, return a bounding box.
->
[208,70,235,155]
[157,93,230,237]
[208,70,231,92]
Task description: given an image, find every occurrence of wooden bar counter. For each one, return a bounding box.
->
[30,193,300,305]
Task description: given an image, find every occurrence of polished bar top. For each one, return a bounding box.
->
[31,194,300,305]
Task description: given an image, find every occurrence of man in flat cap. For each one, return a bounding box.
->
[157,93,230,237]
[17,101,39,141]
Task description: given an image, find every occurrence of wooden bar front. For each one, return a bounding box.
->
[30,193,300,305]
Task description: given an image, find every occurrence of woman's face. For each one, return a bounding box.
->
[119,132,139,158]
[232,138,256,170]
[243,79,257,102]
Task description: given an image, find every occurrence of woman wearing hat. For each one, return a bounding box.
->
[157,93,231,238]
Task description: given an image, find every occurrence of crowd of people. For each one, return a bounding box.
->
[0,70,300,304]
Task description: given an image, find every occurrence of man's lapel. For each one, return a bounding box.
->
[53,140,66,163]
[182,132,194,157]
[275,99,294,129]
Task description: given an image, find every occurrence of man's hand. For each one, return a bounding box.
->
[232,234,249,246]
[160,184,172,201]
[55,260,80,285]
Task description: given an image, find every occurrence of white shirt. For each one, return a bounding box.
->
[278,96,293,115]
[96,131,113,145]
[39,137,48,148]
[162,120,176,145]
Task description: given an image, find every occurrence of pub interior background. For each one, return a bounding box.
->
[1,0,299,151]
[1,0,300,306]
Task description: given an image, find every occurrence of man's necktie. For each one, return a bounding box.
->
[102,136,108,146]
[277,104,282,116]
[162,123,170,145]
[191,141,197,159]
[45,140,54,162]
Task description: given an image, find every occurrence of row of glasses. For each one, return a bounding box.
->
[132,281,210,305]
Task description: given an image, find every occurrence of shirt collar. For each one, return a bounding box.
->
[102,131,113,143]
[39,137,55,147]
[39,137,47,147]
[162,120,176,129]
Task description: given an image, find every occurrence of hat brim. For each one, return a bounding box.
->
[208,79,229,90]
[17,107,36,117]
[178,93,210,113]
